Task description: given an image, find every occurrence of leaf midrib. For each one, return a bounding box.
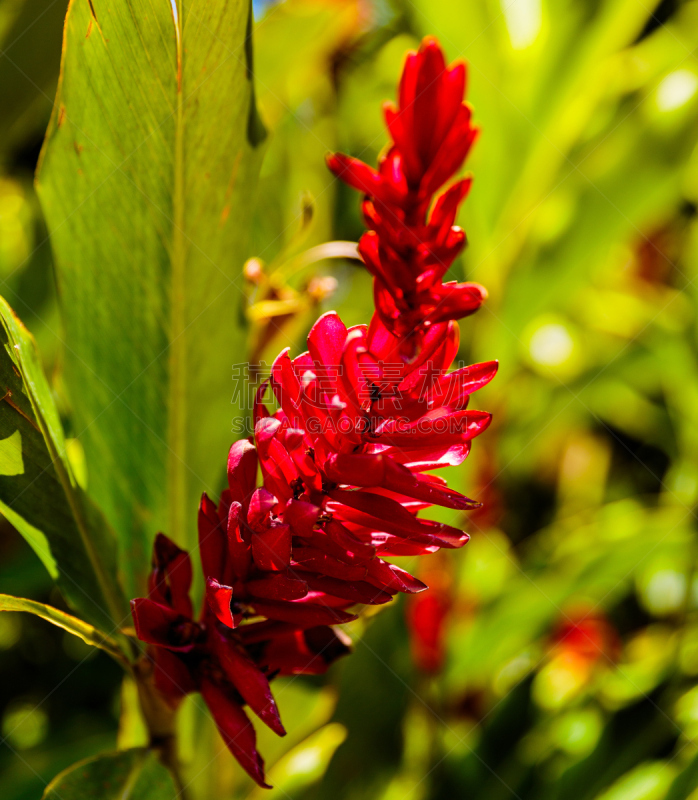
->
[168,0,188,549]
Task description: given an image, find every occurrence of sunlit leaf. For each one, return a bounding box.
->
[0,592,127,666]
[0,295,128,637]
[596,761,676,800]
[36,0,267,594]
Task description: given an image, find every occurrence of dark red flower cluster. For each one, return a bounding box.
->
[551,609,621,668]
[131,36,495,788]
[406,554,454,673]
[327,37,486,355]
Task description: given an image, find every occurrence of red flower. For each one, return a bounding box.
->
[206,437,418,617]
[327,38,486,352]
[129,34,497,788]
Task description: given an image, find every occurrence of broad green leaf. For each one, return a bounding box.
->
[42,748,177,800]
[0,592,127,666]
[0,295,128,636]
[36,0,266,595]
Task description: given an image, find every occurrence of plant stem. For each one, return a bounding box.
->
[152,732,189,800]
[133,657,188,798]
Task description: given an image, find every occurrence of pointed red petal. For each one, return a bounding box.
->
[200,679,270,788]
[377,409,492,447]
[247,574,309,601]
[326,153,383,196]
[303,573,393,605]
[148,533,193,618]
[227,440,258,509]
[209,628,286,737]
[308,311,348,373]
[227,501,251,580]
[426,281,488,324]
[270,348,303,423]
[248,487,277,532]
[426,360,498,411]
[367,559,428,594]
[323,452,387,487]
[292,546,367,581]
[284,499,320,538]
[428,178,472,240]
[381,459,480,510]
[198,493,226,584]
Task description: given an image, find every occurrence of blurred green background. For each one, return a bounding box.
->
[3,0,698,797]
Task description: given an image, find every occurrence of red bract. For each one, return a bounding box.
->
[327,37,486,352]
[253,311,495,570]
[202,439,368,624]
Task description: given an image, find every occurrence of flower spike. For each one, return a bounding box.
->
[131,36,495,788]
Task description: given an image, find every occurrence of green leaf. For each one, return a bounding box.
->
[42,749,177,800]
[36,0,266,595]
[665,750,698,800]
[0,295,128,637]
[0,592,127,666]
[0,429,24,475]
[249,723,347,799]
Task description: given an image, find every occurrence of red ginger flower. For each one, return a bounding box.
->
[327,37,486,352]
[129,34,496,789]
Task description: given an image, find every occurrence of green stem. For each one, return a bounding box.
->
[133,657,188,799]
